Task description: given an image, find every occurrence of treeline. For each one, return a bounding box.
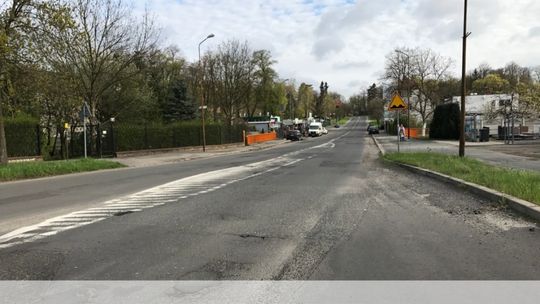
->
[352,47,540,129]
[0,0,347,163]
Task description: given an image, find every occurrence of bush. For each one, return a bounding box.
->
[429,103,460,140]
[4,116,41,157]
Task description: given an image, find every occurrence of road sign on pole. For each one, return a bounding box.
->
[388,93,408,111]
[388,93,406,152]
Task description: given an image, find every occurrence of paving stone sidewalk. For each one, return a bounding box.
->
[115,140,289,168]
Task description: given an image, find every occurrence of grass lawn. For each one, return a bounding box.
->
[0,158,126,182]
[337,117,350,125]
[383,152,540,205]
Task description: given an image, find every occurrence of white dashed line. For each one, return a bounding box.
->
[0,134,348,250]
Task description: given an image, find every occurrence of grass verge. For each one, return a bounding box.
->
[337,117,350,125]
[0,158,126,182]
[383,152,540,205]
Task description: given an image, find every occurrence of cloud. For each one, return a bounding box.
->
[132,0,540,98]
[312,36,346,59]
[529,26,540,38]
[333,61,371,70]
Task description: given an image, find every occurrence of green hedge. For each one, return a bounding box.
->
[429,103,460,140]
[4,117,41,157]
[115,121,246,152]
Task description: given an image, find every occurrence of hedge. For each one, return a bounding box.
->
[4,117,41,157]
[115,121,246,152]
[429,103,460,140]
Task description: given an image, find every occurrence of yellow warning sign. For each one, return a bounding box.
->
[388,93,408,110]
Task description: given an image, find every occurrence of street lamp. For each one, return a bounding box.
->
[395,49,412,139]
[198,33,215,152]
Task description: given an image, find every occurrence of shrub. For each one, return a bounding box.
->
[4,116,41,157]
[429,103,460,139]
[115,121,246,152]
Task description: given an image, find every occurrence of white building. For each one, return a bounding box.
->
[452,94,540,135]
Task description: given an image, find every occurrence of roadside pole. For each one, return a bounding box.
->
[397,110,400,153]
[80,102,91,159]
[83,117,87,158]
[388,92,407,153]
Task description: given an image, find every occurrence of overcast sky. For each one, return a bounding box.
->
[133,0,540,99]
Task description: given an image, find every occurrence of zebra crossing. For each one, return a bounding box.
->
[0,134,344,250]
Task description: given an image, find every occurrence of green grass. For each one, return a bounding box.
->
[0,158,126,182]
[383,152,540,205]
[337,117,350,125]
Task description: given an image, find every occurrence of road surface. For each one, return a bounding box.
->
[0,117,538,279]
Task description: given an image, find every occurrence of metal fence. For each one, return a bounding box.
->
[4,121,246,159]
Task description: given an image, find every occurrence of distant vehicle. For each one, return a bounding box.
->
[286,130,303,141]
[367,125,379,134]
[308,122,323,137]
[322,127,328,135]
[334,124,340,128]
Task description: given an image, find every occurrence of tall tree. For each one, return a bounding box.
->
[472,73,510,94]
[0,0,68,164]
[207,40,252,125]
[298,83,313,119]
[385,47,453,132]
[50,0,158,121]
[250,50,276,117]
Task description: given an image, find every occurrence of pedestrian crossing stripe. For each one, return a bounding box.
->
[388,93,407,110]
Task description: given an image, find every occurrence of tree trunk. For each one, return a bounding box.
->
[0,103,8,164]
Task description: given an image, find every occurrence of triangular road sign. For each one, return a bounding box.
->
[388,93,408,110]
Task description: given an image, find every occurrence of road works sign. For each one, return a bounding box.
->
[388,93,408,110]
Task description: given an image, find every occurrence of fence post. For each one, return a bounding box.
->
[36,124,41,156]
[144,123,149,149]
[110,122,116,157]
[96,123,102,158]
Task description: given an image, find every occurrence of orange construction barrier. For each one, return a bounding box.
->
[245,131,277,145]
[404,128,429,138]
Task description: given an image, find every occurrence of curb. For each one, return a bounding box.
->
[371,135,540,223]
[371,135,386,155]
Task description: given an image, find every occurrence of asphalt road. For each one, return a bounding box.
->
[0,117,539,279]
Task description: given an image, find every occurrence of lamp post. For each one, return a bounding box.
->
[198,33,215,152]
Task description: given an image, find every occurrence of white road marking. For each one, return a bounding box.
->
[0,132,348,250]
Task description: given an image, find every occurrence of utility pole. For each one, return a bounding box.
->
[459,0,471,157]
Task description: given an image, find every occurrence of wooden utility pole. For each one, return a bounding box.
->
[459,0,471,157]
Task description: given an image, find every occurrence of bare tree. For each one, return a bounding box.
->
[207,40,252,125]
[50,0,158,120]
[384,47,453,134]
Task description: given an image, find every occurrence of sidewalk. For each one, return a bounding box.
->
[115,139,289,168]
[374,133,540,172]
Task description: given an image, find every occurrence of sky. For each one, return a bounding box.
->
[133,0,540,99]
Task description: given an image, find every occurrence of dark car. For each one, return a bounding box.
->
[286,130,303,141]
[367,125,379,134]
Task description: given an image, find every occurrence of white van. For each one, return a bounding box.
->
[308,122,323,137]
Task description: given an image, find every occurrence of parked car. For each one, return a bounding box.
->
[286,130,303,141]
[322,127,328,134]
[367,125,379,134]
[308,122,323,137]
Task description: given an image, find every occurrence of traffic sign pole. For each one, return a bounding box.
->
[397,110,400,153]
[388,92,407,153]
[83,118,87,159]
